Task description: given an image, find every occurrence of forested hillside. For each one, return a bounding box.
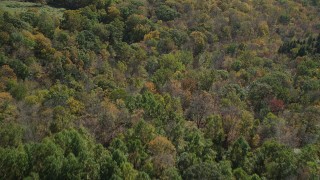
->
[0,0,319,179]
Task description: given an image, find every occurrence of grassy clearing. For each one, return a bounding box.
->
[0,1,65,17]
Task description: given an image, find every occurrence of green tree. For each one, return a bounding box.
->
[228,137,250,168]
[124,14,152,43]
[155,5,180,21]
[0,123,23,148]
[61,10,86,32]
[0,146,29,179]
[107,18,125,44]
[76,30,98,50]
[252,141,298,179]
[183,160,233,180]
[120,162,138,180]
[37,12,57,38]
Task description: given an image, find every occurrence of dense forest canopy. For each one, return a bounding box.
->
[0,0,319,179]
